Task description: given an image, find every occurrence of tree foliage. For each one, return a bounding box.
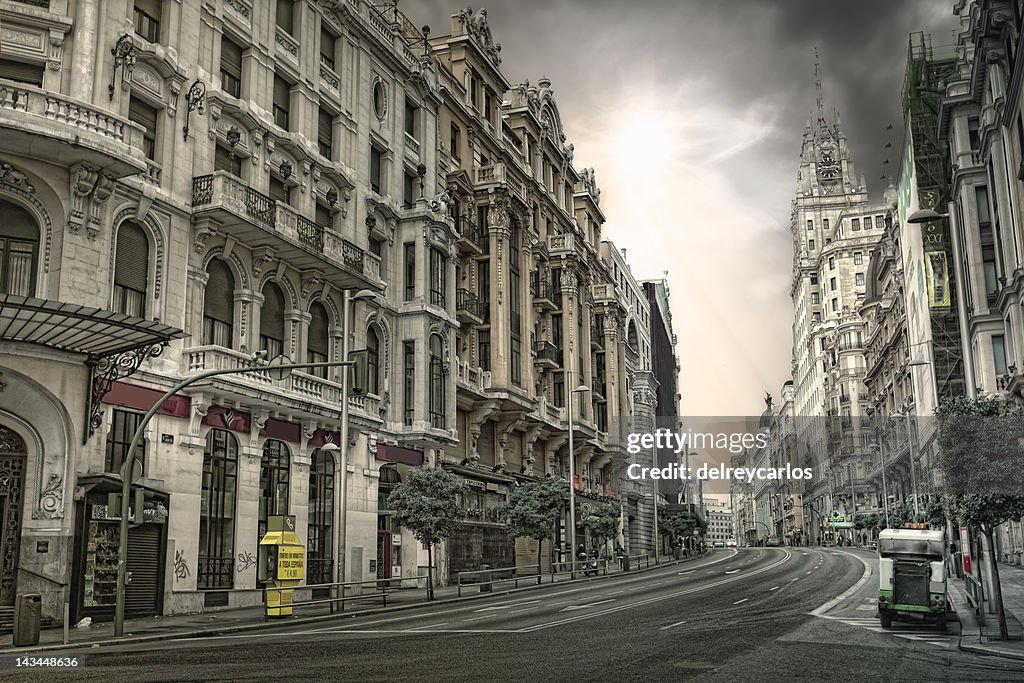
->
[387,466,466,546]
[659,511,704,542]
[584,501,621,546]
[496,477,568,543]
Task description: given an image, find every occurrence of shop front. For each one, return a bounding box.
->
[443,464,515,582]
[70,475,169,623]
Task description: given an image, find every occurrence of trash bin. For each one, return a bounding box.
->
[13,593,41,647]
[479,564,492,593]
[621,556,630,571]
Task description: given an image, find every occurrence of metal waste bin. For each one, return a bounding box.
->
[13,593,41,647]
[479,564,492,592]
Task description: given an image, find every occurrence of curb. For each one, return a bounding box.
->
[1,555,698,654]
[958,642,1024,662]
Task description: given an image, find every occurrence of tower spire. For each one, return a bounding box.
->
[814,46,827,133]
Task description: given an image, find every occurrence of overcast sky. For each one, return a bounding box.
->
[402,0,958,416]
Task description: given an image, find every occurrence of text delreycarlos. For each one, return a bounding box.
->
[626,429,769,455]
[627,463,814,481]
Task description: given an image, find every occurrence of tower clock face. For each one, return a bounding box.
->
[818,151,840,181]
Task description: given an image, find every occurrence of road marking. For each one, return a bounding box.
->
[725,570,741,574]
[462,614,498,622]
[474,600,539,612]
[790,578,799,582]
[520,551,793,633]
[609,590,625,595]
[561,599,614,612]
[805,571,812,575]
[405,622,448,631]
[769,586,779,591]
[660,619,688,630]
[856,605,876,611]
[678,570,694,575]
[733,598,749,605]
[810,550,872,617]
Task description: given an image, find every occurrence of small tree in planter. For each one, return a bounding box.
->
[584,501,622,556]
[496,477,568,577]
[387,466,466,600]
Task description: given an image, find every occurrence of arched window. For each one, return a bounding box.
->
[199,428,238,589]
[258,439,290,582]
[0,199,39,297]
[259,282,285,359]
[113,222,150,317]
[367,326,380,395]
[307,301,330,379]
[308,448,335,586]
[202,259,235,347]
[429,334,444,429]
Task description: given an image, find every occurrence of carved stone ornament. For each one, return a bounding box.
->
[0,163,36,193]
[33,472,64,519]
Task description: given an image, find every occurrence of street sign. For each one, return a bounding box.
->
[267,354,293,381]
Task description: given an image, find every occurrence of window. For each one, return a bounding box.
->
[429,247,446,307]
[260,282,286,360]
[863,215,873,230]
[404,98,419,140]
[215,144,242,177]
[403,171,416,208]
[855,273,865,287]
[0,58,44,87]
[811,292,820,305]
[320,25,337,70]
[831,298,838,312]
[318,108,334,159]
[199,429,238,589]
[403,341,415,425]
[478,260,490,321]
[828,256,836,270]
[469,70,478,108]
[105,408,145,474]
[367,327,380,395]
[133,0,161,42]
[806,220,813,231]
[129,96,158,161]
[429,335,445,429]
[0,199,39,297]
[113,222,149,317]
[976,185,991,224]
[308,449,335,585]
[220,35,243,98]
[203,258,234,347]
[853,251,863,265]
[810,273,818,285]
[370,146,384,194]
[273,75,290,130]
[450,123,461,159]
[276,0,295,35]
[258,440,290,579]
[316,202,332,230]
[373,79,387,119]
[808,239,815,250]
[552,312,564,367]
[404,242,415,301]
[269,176,291,207]
[478,329,490,371]
[307,301,330,379]
[823,218,829,233]
[993,335,1008,376]
[553,371,565,408]
[851,218,861,231]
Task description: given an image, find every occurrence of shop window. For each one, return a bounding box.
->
[308,449,335,585]
[105,408,146,474]
[198,428,238,589]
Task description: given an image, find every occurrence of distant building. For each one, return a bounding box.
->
[703,498,733,544]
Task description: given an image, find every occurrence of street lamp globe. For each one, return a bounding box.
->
[906,209,948,224]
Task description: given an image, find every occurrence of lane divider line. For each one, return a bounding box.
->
[660,619,688,630]
[733,598,749,605]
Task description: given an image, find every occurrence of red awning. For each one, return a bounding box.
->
[376,443,424,466]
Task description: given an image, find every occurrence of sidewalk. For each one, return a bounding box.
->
[1,554,699,654]
[950,561,1024,661]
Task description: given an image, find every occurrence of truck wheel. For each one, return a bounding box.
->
[880,612,892,629]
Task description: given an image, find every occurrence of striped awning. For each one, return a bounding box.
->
[0,295,185,358]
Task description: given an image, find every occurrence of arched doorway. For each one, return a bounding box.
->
[0,425,27,606]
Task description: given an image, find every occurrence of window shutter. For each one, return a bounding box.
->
[260,283,285,339]
[0,58,44,87]
[308,302,329,356]
[273,76,290,111]
[205,259,235,322]
[114,222,150,291]
[128,98,158,133]
[221,36,243,75]
[318,109,333,145]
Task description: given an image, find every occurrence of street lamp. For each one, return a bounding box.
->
[906,205,976,399]
[336,288,378,589]
[113,357,357,637]
[868,439,891,529]
[566,379,590,578]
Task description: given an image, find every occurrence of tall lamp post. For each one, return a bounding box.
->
[113,358,356,637]
[566,378,590,578]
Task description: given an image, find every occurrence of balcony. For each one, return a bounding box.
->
[532,340,560,369]
[530,279,558,310]
[591,323,604,349]
[547,233,576,255]
[475,162,525,203]
[456,359,491,394]
[0,79,146,177]
[456,288,484,325]
[592,378,607,401]
[455,216,487,255]
[192,172,378,291]
[591,283,615,302]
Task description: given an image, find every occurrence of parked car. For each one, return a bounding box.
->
[765,537,783,547]
[725,540,737,548]
[713,541,725,548]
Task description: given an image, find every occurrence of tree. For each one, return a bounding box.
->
[936,394,1024,640]
[496,477,568,576]
[387,466,466,600]
[584,501,621,553]
[659,511,702,549]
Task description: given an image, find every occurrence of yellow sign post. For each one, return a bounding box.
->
[259,515,305,618]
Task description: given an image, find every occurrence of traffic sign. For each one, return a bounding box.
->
[267,354,293,381]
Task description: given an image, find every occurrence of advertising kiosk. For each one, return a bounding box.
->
[259,515,305,618]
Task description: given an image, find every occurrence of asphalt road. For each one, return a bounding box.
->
[9,548,1024,682]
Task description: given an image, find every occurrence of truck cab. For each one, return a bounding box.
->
[877,527,947,630]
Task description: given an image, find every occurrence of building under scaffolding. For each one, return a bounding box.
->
[901,32,965,402]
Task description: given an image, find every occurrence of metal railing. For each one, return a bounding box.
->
[550,558,610,578]
[263,576,429,619]
[456,288,481,318]
[455,564,544,597]
[622,554,652,571]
